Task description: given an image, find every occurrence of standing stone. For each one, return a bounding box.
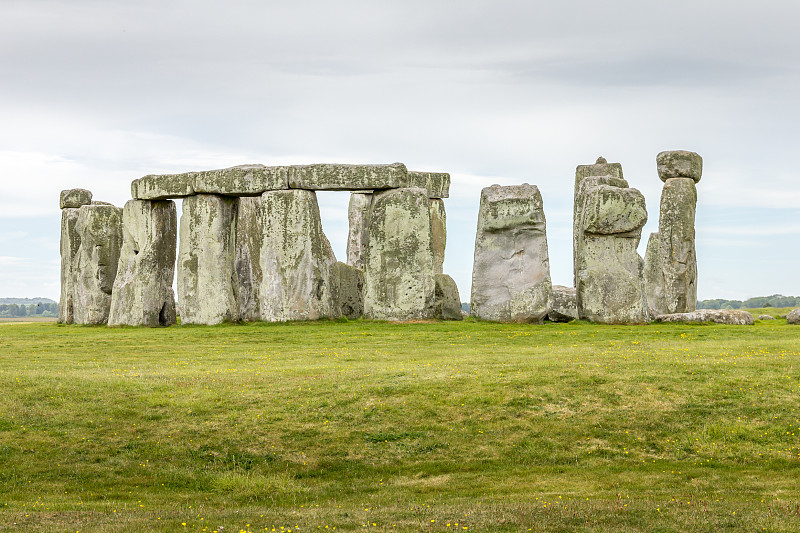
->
[108,200,178,327]
[573,157,626,285]
[58,209,81,324]
[658,176,699,314]
[642,232,666,317]
[259,189,339,322]
[470,184,552,323]
[429,199,447,275]
[73,204,123,324]
[334,261,364,320]
[363,187,435,320]
[178,194,239,325]
[235,196,264,322]
[576,182,648,324]
[432,274,463,320]
[346,192,373,270]
[548,285,578,322]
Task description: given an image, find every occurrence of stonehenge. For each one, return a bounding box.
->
[59,150,704,327]
[60,162,457,326]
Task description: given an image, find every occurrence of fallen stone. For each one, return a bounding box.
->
[259,189,339,322]
[108,200,177,327]
[576,182,648,324]
[642,232,666,317]
[334,261,364,320]
[757,314,776,320]
[234,196,264,322]
[432,274,463,320]
[73,204,123,324]
[132,171,196,200]
[346,192,373,271]
[288,163,408,190]
[655,309,754,325]
[548,285,578,322]
[657,150,703,182]
[194,165,289,196]
[58,208,81,323]
[787,308,800,324]
[470,184,552,323]
[429,199,447,275]
[408,171,450,198]
[658,178,697,314]
[177,194,239,325]
[59,189,92,209]
[364,187,435,320]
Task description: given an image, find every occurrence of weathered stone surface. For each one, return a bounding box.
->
[655,309,754,325]
[288,163,408,190]
[429,199,447,275]
[548,285,578,322]
[194,165,289,196]
[432,274,463,320]
[657,150,703,183]
[259,189,339,322]
[346,192,373,270]
[573,171,629,285]
[334,261,364,320]
[408,171,450,198]
[108,200,177,327]
[364,187,435,320]
[60,189,93,209]
[177,194,239,325]
[132,172,196,200]
[58,208,81,323]
[643,232,666,317]
[73,205,123,324]
[757,314,776,320]
[576,182,648,324]
[582,184,648,235]
[470,184,551,323]
[234,196,264,322]
[787,308,800,324]
[658,178,697,314]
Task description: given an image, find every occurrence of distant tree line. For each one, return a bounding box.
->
[697,294,800,310]
[0,302,58,317]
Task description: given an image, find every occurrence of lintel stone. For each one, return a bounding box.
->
[288,163,408,190]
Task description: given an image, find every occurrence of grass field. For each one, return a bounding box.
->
[1,317,799,532]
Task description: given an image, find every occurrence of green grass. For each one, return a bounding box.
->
[1,319,799,532]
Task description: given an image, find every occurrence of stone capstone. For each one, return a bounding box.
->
[657,150,703,183]
[73,204,123,324]
[346,192,373,271]
[363,187,435,320]
[576,182,648,324]
[408,171,450,198]
[432,274,463,320]
[470,184,552,323]
[429,199,447,275]
[259,189,339,322]
[108,200,177,327]
[234,196,265,322]
[132,171,196,200]
[334,261,364,320]
[288,163,408,191]
[177,194,239,325]
[193,165,289,196]
[548,285,578,322]
[60,189,93,209]
[787,308,800,325]
[658,177,698,314]
[58,208,81,323]
[655,309,754,325]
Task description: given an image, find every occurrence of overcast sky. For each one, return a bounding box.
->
[1,0,799,302]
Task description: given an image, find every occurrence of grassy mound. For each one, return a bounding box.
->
[1,319,799,531]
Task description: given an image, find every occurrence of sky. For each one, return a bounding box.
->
[1,0,799,302]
